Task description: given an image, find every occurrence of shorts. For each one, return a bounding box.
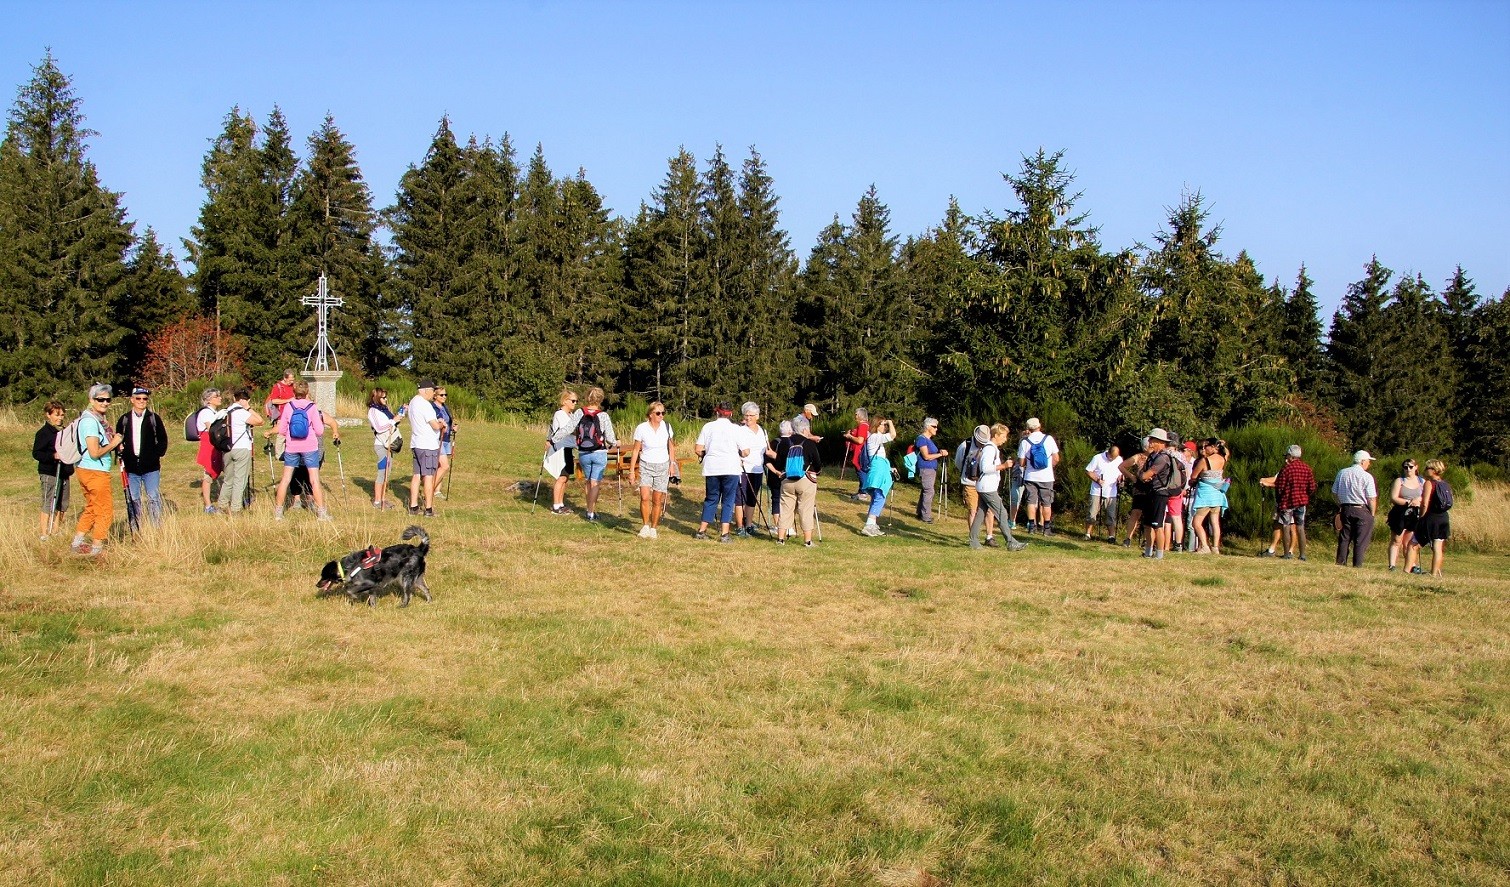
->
[412,448,440,477]
[638,460,670,493]
[1144,493,1171,529]
[41,473,71,512]
[1278,505,1308,527]
[440,441,454,457]
[737,471,763,506]
[1023,480,1054,507]
[563,447,575,477]
[1166,492,1185,519]
[962,483,979,513]
[577,448,607,482]
[282,449,323,469]
[1088,494,1117,523]
[1386,504,1418,535]
[1415,512,1449,545]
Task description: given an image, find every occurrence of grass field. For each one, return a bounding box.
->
[1,418,1506,885]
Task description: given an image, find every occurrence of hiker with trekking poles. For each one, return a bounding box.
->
[214,386,263,514]
[115,387,170,526]
[773,419,823,547]
[842,408,871,499]
[735,402,769,536]
[434,386,456,500]
[913,418,948,524]
[858,415,897,537]
[33,401,74,541]
[368,387,403,509]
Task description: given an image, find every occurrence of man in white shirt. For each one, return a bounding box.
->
[407,379,447,517]
[1016,417,1060,536]
[694,402,749,543]
[1083,444,1122,542]
[1332,450,1378,567]
[215,385,265,514]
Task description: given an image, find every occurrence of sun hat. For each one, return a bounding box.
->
[802,403,819,415]
[1148,427,1173,444]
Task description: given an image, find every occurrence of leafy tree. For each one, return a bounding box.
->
[139,316,247,392]
[288,115,393,376]
[0,53,133,401]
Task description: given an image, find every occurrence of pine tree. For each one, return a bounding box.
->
[1369,273,1457,454]
[623,148,711,412]
[121,227,193,381]
[287,115,392,376]
[1323,256,1393,449]
[731,148,799,412]
[0,53,134,400]
[1279,264,1324,395]
[1459,287,1510,467]
[901,197,975,416]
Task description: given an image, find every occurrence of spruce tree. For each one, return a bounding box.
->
[1323,257,1393,449]
[0,53,133,400]
[1368,273,1457,454]
[1280,264,1324,395]
[732,148,799,412]
[1459,287,1510,467]
[288,114,392,376]
[121,227,193,381]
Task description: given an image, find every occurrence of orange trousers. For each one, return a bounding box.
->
[74,468,114,542]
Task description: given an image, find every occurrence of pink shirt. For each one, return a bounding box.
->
[276,399,325,454]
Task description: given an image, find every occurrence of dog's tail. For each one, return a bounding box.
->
[401,524,430,554]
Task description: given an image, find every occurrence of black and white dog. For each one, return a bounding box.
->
[317,525,432,608]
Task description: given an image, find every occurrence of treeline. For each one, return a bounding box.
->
[2,54,1506,469]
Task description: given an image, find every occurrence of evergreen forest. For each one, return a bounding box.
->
[3,55,1507,470]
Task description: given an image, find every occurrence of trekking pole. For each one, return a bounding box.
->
[444,432,456,502]
[530,456,546,514]
[939,459,949,520]
[334,439,347,504]
[49,463,63,536]
[120,465,140,538]
[838,442,850,484]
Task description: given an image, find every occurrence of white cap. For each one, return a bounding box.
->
[1025,417,1041,431]
[802,403,819,415]
[1354,450,1374,463]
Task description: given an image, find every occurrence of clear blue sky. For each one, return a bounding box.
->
[5,1,1507,317]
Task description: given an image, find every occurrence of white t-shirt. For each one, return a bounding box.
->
[633,420,674,464]
[976,443,1004,494]
[1086,451,1123,498]
[866,431,894,460]
[737,424,768,473]
[196,406,221,435]
[696,417,744,477]
[227,404,254,452]
[1017,432,1059,483]
[408,395,441,450]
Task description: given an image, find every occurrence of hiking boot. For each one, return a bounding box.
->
[1410,566,1424,575]
[775,536,786,545]
[550,504,569,515]
[1106,536,1116,544]
[1298,555,1307,562]
[1121,538,1132,547]
[745,524,760,536]
[693,531,709,541]
[1258,549,1274,558]
[734,528,749,538]
[861,524,884,537]
[719,533,733,544]
[1153,549,1165,560]
[983,537,998,548]
[1279,553,1294,560]
[407,504,420,515]
[1007,539,1028,552]
[424,508,436,518]
[1043,526,1054,537]
[585,512,597,522]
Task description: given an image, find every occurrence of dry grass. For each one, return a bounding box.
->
[1453,481,1510,552]
[0,422,1506,885]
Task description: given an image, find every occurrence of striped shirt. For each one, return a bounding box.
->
[1331,464,1377,507]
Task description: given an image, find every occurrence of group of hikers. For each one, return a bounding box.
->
[540,393,1456,576]
[30,378,1455,576]
[31,373,458,556]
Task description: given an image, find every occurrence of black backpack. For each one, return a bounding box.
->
[209,405,243,453]
[575,412,605,452]
[1431,480,1454,512]
[961,441,983,483]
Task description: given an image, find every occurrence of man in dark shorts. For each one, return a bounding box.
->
[1137,428,1176,560]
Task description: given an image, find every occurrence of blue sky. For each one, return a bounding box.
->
[4,1,1507,316]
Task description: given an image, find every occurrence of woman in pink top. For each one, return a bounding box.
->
[272,380,330,521]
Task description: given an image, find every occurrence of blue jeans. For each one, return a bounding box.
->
[701,474,740,526]
[126,470,163,525]
[578,449,608,482]
[867,487,887,520]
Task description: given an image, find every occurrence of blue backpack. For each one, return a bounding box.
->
[784,444,807,480]
[287,404,313,441]
[1027,436,1050,471]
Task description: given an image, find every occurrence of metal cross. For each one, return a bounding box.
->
[302,272,344,372]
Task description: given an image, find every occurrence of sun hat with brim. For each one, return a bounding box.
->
[1148,427,1173,444]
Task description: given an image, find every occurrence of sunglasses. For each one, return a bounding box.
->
[436,393,447,397]
[652,411,665,416]
[93,397,112,403]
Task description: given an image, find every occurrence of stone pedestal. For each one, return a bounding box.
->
[302,369,343,419]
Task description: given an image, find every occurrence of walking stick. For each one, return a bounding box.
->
[839,442,850,483]
[444,435,456,503]
[334,440,347,504]
[939,459,949,520]
[120,466,140,538]
[530,456,546,514]
[48,463,63,537]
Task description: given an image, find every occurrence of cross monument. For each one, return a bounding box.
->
[301,272,344,418]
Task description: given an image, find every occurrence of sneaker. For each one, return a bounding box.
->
[71,540,93,556]
[585,512,596,522]
[436,491,448,501]
[424,508,435,518]
[983,537,998,548]
[969,542,983,550]
[804,540,814,548]
[1121,538,1132,548]
[851,493,871,503]
[204,505,217,515]
[1388,564,1397,572]
[273,506,285,521]
[1298,555,1307,562]
[734,528,749,538]
[87,542,104,557]
[745,525,760,536]
[1007,539,1028,552]
[1258,549,1274,558]
[1153,549,1164,559]
[408,504,420,515]
[649,527,658,539]
[550,504,569,515]
[693,532,709,541]
[719,533,733,544]
[861,524,884,537]
[775,536,786,545]
[1106,536,1116,544]
[1141,549,1153,558]
[38,534,48,542]
[1410,566,1424,575]
[317,509,333,522]
[1279,553,1294,560]
[638,525,652,538]
[1084,532,1093,541]
[1043,526,1055,538]
[1026,522,1037,534]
